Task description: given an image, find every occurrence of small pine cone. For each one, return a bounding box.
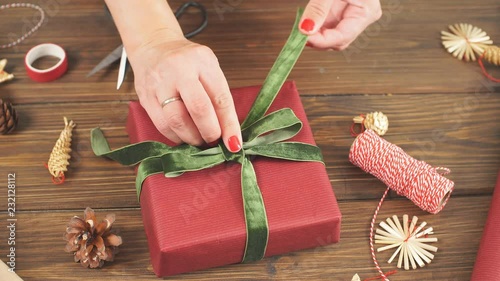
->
[64,207,122,269]
[364,112,389,136]
[0,99,19,135]
[483,45,500,66]
[353,112,389,136]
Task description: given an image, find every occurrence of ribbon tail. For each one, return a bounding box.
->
[241,8,307,130]
[241,157,269,262]
[136,157,164,201]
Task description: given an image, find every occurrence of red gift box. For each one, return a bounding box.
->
[126,81,342,277]
[471,170,500,280]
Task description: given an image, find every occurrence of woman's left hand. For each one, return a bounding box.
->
[299,0,382,50]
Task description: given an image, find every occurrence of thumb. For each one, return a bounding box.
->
[300,0,334,34]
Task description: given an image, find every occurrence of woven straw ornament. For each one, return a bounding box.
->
[47,117,76,184]
[375,215,437,270]
[441,23,493,62]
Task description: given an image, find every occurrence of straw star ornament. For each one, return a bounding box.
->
[375,215,438,271]
[441,23,493,62]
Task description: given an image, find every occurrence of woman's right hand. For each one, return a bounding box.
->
[127,36,243,152]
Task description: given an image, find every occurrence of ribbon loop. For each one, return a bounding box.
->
[242,108,303,147]
[161,153,226,177]
[245,142,324,163]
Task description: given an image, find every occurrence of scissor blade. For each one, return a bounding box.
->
[87,45,123,78]
[116,47,127,90]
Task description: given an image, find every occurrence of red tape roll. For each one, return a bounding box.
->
[25,43,68,82]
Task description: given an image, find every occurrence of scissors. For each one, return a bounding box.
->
[87,1,208,89]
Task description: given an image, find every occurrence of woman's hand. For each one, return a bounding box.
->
[300,0,382,50]
[127,36,242,151]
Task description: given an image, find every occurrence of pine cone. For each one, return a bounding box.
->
[364,112,389,136]
[64,207,122,268]
[0,99,19,135]
[353,111,389,136]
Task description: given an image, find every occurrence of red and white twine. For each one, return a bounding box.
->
[349,129,454,281]
[1,3,45,49]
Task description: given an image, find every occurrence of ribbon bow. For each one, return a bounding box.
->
[91,8,323,263]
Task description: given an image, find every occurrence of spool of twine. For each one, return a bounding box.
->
[349,129,454,280]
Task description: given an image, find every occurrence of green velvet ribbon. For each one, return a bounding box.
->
[91,8,323,263]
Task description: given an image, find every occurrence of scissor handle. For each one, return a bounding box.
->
[175,2,208,39]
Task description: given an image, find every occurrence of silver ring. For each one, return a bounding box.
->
[161,96,182,108]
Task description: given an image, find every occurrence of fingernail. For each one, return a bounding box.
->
[228,136,242,153]
[305,42,313,47]
[300,19,315,32]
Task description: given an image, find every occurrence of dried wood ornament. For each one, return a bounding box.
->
[0,59,14,84]
[441,23,499,82]
[375,215,437,270]
[47,117,76,184]
[0,99,18,134]
[351,111,388,137]
[64,207,122,268]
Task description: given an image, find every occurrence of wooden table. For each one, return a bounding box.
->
[1,0,499,280]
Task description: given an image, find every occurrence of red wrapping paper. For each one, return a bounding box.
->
[471,170,500,280]
[126,81,342,277]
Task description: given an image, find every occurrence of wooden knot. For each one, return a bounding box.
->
[353,112,389,136]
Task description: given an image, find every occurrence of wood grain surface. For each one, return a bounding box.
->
[0,0,499,280]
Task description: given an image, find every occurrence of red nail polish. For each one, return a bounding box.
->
[300,19,315,32]
[228,136,242,152]
[305,42,313,47]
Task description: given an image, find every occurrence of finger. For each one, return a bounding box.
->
[178,80,222,144]
[200,65,242,153]
[308,0,382,50]
[156,82,205,146]
[138,93,183,144]
[307,17,369,50]
[300,0,334,34]
[342,0,383,23]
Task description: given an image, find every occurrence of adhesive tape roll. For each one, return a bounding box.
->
[25,43,68,82]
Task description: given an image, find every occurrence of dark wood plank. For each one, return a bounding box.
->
[1,0,499,104]
[0,92,498,211]
[0,196,489,280]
